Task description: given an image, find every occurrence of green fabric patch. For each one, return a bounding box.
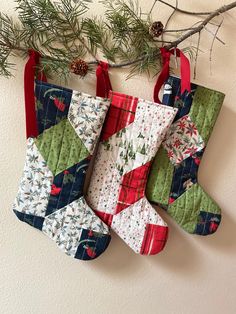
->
[189,86,225,144]
[35,118,89,175]
[168,183,221,233]
[146,145,174,205]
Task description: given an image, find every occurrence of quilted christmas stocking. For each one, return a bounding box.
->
[13,51,111,260]
[146,48,225,235]
[87,91,177,255]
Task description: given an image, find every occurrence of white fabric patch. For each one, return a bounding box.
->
[100,100,177,175]
[111,197,167,253]
[13,137,53,217]
[42,197,109,257]
[68,92,110,154]
[87,144,122,215]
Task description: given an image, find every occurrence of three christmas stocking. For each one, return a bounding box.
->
[13,51,111,260]
[146,48,225,235]
[87,91,177,255]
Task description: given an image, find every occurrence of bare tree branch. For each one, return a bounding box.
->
[194,32,201,79]
[156,0,212,15]
[209,18,224,75]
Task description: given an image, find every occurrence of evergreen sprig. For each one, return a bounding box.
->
[0,0,235,79]
[0,0,164,79]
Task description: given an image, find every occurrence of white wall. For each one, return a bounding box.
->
[1,1,236,313]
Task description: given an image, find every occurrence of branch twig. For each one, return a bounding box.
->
[209,18,224,75]
[1,1,236,71]
[166,2,236,49]
[194,32,201,79]
[161,0,178,46]
[156,0,212,15]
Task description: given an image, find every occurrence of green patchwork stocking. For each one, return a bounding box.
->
[147,76,225,235]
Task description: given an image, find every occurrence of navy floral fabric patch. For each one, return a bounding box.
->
[46,158,90,216]
[195,211,221,235]
[35,80,72,134]
[163,76,197,121]
[13,210,44,230]
[169,150,204,202]
[75,229,111,260]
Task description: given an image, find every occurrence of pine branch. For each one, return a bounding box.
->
[110,1,236,68]
[0,0,236,79]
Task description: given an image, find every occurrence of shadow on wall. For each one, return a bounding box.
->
[91,104,236,277]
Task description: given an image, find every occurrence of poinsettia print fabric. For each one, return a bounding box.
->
[13,80,111,260]
[146,75,224,236]
[162,115,205,165]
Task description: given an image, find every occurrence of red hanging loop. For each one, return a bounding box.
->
[24,49,47,138]
[153,47,191,104]
[96,61,112,98]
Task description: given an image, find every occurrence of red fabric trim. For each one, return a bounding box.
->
[153,47,191,104]
[96,61,112,98]
[24,49,47,138]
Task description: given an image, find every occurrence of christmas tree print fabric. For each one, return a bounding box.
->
[13,80,111,260]
[87,91,177,255]
[146,76,225,235]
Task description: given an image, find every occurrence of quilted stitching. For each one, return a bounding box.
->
[12,138,53,217]
[35,119,89,176]
[45,158,90,216]
[68,91,109,154]
[146,145,174,206]
[35,80,72,134]
[42,197,109,257]
[189,86,224,143]
[168,184,221,234]
[87,91,177,255]
[146,76,224,235]
[13,80,111,260]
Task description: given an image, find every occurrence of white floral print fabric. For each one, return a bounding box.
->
[42,197,109,257]
[68,92,110,154]
[13,137,53,217]
[162,115,205,165]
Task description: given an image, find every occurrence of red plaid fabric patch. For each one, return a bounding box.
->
[140,224,168,255]
[115,162,151,215]
[101,91,138,141]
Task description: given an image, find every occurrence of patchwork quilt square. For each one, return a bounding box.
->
[162,115,205,165]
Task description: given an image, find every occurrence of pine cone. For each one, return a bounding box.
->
[149,21,164,38]
[70,58,88,76]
